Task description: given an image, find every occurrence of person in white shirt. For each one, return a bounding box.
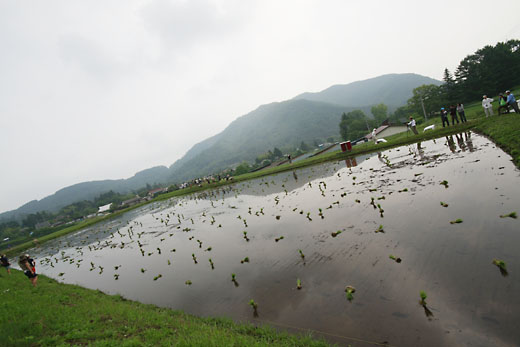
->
[408,117,418,134]
[482,95,494,117]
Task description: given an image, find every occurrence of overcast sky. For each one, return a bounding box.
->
[1,0,519,214]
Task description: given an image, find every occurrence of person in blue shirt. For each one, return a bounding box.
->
[506,90,519,114]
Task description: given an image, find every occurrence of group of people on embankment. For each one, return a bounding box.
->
[440,103,468,128]
[482,90,519,117]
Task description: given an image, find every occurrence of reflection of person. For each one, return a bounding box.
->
[506,90,520,114]
[1,254,11,275]
[455,133,466,151]
[18,254,38,287]
[408,117,418,134]
[457,103,467,122]
[446,136,456,153]
[440,108,450,127]
[482,95,494,117]
[449,105,460,124]
[498,93,509,115]
[465,132,474,152]
[371,128,377,142]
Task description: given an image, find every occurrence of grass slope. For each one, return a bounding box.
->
[0,270,330,346]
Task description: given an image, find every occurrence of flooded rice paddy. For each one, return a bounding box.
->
[28,132,520,346]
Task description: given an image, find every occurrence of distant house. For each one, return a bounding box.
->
[98,203,112,214]
[365,124,407,141]
[121,196,141,207]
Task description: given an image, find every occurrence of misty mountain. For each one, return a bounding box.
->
[167,99,361,182]
[1,166,170,221]
[1,73,440,222]
[294,73,441,107]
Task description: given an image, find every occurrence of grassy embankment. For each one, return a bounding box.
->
[0,271,329,346]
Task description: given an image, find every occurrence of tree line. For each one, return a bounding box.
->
[339,39,520,141]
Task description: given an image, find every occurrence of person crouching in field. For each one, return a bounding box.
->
[1,254,11,275]
[18,254,38,287]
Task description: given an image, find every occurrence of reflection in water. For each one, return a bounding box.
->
[24,132,520,347]
[465,131,475,152]
[345,157,358,168]
[422,304,434,319]
[446,135,456,153]
[455,133,466,151]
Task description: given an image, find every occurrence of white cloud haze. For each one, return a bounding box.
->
[1,0,519,213]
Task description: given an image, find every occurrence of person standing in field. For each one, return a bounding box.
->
[482,95,494,117]
[506,90,520,114]
[457,103,467,123]
[440,107,450,127]
[449,105,460,124]
[1,254,11,275]
[408,116,418,134]
[18,254,38,287]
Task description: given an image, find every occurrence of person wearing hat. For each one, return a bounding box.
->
[18,254,38,287]
[408,116,418,134]
[506,90,520,114]
[498,93,509,115]
[0,254,11,275]
[482,95,494,117]
[440,107,450,127]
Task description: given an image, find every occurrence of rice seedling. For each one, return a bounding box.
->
[440,202,449,207]
[492,259,508,276]
[419,291,427,305]
[240,257,250,264]
[500,212,517,219]
[440,180,449,188]
[58,272,65,277]
[157,247,161,254]
[275,236,284,242]
[192,254,198,264]
[318,208,324,219]
[298,249,305,259]
[209,258,214,270]
[306,212,312,221]
[205,247,212,252]
[375,225,384,233]
[114,274,119,280]
[345,286,356,301]
[389,255,402,263]
[450,219,463,224]
[275,215,281,220]
[297,278,302,290]
[170,248,176,252]
[185,280,192,285]
[355,199,360,203]
[398,188,408,193]
[249,299,259,316]
[331,230,342,238]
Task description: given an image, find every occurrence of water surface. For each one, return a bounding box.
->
[28,132,520,346]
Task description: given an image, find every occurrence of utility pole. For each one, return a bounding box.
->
[420,94,428,121]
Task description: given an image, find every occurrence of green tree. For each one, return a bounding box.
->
[272,147,283,158]
[407,84,446,119]
[339,110,370,141]
[234,162,251,176]
[370,103,388,125]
